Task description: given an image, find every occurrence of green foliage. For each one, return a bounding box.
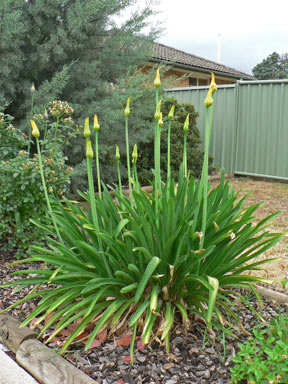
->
[0,113,27,160]
[1,0,159,123]
[230,314,288,383]
[252,52,288,80]
[137,97,214,184]
[1,72,282,360]
[69,68,174,192]
[0,108,76,256]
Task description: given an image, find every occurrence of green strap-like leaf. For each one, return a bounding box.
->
[134,256,160,304]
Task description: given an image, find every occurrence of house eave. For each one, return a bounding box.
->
[148,57,253,81]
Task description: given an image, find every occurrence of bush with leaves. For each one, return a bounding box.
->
[0,106,76,257]
[136,97,214,185]
[1,71,282,362]
[230,314,288,383]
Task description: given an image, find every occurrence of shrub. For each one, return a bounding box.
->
[2,71,282,362]
[0,105,76,257]
[230,314,288,383]
[137,97,214,185]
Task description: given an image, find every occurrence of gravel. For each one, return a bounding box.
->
[1,255,287,384]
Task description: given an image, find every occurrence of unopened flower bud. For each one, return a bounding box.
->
[159,112,163,127]
[83,117,91,138]
[115,145,120,160]
[154,67,161,88]
[44,109,48,119]
[204,89,214,108]
[183,114,190,132]
[93,114,100,131]
[168,105,175,119]
[209,72,217,94]
[124,97,131,116]
[86,139,93,158]
[132,144,138,162]
[30,120,40,138]
[31,83,35,93]
[154,100,162,120]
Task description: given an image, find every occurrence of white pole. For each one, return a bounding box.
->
[217,33,221,63]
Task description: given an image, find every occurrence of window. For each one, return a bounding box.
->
[189,77,197,86]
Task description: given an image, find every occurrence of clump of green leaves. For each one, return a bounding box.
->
[0,106,76,257]
[1,71,282,363]
[230,314,288,383]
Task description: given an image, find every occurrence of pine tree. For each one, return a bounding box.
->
[1,0,162,188]
[1,0,159,122]
[252,52,288,80]
[0,0,27,109]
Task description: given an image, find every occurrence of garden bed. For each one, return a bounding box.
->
[1,177,288,383]
[1,255,287,384]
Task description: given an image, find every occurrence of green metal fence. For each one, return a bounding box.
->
[166,80,288,180]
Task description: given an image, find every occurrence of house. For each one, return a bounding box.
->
[147,42,253,87]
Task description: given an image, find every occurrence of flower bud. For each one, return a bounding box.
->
[168,105,175,120]
[183,114,190,132]
[159,112,163,127]
[30,120,40,138]
[44,109,48,119]
[124,97,131,116]
[93,114,100,131]
[86,139,93,158]
[154,67,161,88]
[204,89,214,108]
[31,83,35,93]
[115,145,120,160]
[209,72,217,94]
[83,117,91,138]
[132,144,138,162]
[154,100,162,120]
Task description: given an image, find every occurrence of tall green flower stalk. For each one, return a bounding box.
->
[199,73,217,249]
[28,83,35,154]
[132,144,139,192]
[154,100,162,216]
[84,118,99,230]
[124,98,133,205]
[183,114,190,178]
[84,118,111,276]
[30,120,62,243]
[167,105,175,182]
[93,114,102,199]
[154,69,162,215]
[115,145,123,197]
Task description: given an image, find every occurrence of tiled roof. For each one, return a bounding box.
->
[151,42,253,79]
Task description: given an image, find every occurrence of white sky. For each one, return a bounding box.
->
[123,0,288,75]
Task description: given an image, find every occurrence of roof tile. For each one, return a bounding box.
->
[151,42,253,79]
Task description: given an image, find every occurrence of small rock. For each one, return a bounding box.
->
[163,363,175,370]
[137,355,147,363]
[189,347,200,355]
[195,370,211,379]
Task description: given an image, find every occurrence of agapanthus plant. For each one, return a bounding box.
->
[1,70,282,363]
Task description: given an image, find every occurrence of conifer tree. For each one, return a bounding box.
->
[0,0,161,187]
[1,0,159,121]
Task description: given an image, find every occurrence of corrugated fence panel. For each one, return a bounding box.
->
[235,81,288,179]
[166,80,288,180]
[166,85,236,174]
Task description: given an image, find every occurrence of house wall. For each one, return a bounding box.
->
[142,64,239,88]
